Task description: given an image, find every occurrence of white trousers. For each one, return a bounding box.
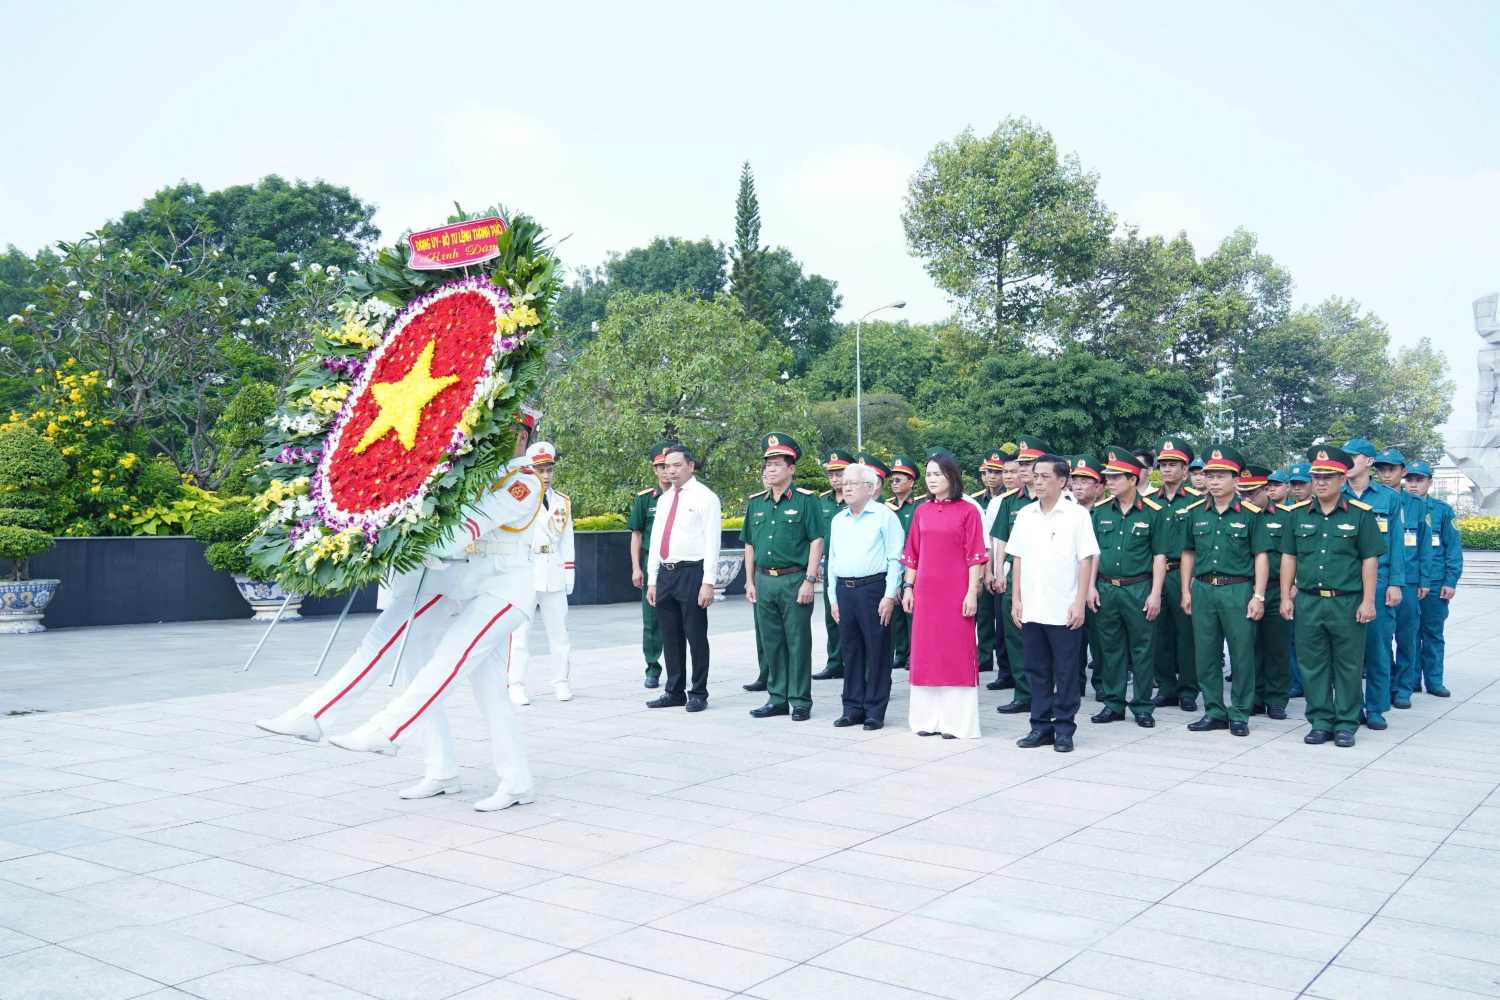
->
[508,589,571,687]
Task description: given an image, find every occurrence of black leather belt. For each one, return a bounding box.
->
[757,565,806,577]
[661,560,702,571]
[1308,587,1356,598]
[1197,573,1251,586]
[840,573,884,588]
[1164,559,1181,572]
[1101,573,1150,587]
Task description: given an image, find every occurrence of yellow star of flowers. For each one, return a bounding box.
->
[353,339,460,453]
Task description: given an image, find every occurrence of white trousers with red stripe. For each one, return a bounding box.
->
[363,595,533,794]
[507,589,571,687]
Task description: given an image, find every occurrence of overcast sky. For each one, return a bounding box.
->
[4,1,1497,435]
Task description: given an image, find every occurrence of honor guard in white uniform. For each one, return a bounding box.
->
[507,442,577,705]
[257,430,544,811]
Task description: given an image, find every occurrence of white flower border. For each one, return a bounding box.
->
[309,276,517,536]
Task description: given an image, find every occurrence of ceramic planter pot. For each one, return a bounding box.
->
[713,549,745,603]
[0,579,61,634]
[232,575,304,622]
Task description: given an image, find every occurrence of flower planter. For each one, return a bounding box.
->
[232,575,305,622]
[713,549,745,603]
[0,579,61,634]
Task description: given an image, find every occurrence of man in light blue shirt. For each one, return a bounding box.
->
[827,460,905,730]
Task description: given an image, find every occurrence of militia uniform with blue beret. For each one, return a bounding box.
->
[743,433,824,720]
[1341,437,1407,731]
[1374,448,1429,708]
[1180,445,1275,736]
[1281,446,1385,746]
[1151,438,1203,712]
[1404,459,1460,698]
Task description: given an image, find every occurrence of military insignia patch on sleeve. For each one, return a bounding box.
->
[508,480,532,502]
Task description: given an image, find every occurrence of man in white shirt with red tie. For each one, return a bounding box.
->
[646,443,722,712]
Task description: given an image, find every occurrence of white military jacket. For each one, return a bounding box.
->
[525,487,575,595]
[431,456,544,604]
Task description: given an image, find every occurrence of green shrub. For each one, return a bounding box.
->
[574,513,627,532]
[204,539,253,575]
[192,504,261,577]
[1457,516,1500,551]
[0,425,65,579]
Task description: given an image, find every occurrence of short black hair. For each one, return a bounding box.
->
[1033,454,1071,480]
[665,444,696,465]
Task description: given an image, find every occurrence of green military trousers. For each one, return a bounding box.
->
[641,585,662,681]
[976,587,996,671]
[1001,587,1030,704]
[1294,591,1366,732]
[1096,579,1157,717]
[890,603,911,669]
[756,571,814,710]
[822,586,843,677]
[1155,568,1198,699]
[1191,579,1258,724]
[1254,599,1292,711]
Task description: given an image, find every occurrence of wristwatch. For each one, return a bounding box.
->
[1251,593,1266,602]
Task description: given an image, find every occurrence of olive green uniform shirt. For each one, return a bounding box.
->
[1279,498,1384,592]
[1093,495,1168,579]
[742,486,822,567]
[1181,497,1274,576]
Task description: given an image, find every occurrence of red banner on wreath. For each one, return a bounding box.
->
[407,217,507,270]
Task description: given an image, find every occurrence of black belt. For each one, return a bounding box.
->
[1196,573,1251,586]
[1101,573,1150,587]
[840,573,884,588]
[661,559,702,571]
[757,565,806,577]
[1164,559,1181,573]
[1307,587,1357,598]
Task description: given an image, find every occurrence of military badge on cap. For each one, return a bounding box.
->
[856,451,890,479]
[762,433,802,461]
[1308,445,1353,474]
[1070,454,1102,481]
[823,448,854,470]
[1014,436,1049,462]
[1154,437,1193,464]
[1201,444,1245,474]
[1102,446,1143,478]
[1236,464,1271,491]
[889,455,919,478]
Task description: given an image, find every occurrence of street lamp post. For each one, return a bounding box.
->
[855,300,906,451]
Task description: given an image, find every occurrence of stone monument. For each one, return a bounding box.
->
[1447,292,1500,513]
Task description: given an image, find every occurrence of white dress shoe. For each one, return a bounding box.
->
[508,684,530,706]
[255,710,323,742]
[328,723,397,755]
[555,681,573,702]
[398,776,461,800]
[474,787,535,812]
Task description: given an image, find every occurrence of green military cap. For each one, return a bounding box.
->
[1014,436,1049,463]
[1069,453,1102,481]
[648,440,679,465]
[1201,443,1246,474]
[761,432,802,462]
[1102,445,1145,478]
[1154,437,1194,464]
[823,448,855,470]
[1308,444,1353,475]
[980,446,1014,471]
[855,452,890,479]
[889,455,920,478]
[1237,464,1271,491]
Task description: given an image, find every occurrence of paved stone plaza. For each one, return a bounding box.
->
[1,591,1497,1000]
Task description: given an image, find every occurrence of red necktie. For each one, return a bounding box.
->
[658,486,681,560]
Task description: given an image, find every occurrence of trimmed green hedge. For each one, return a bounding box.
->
[1458,516,1500,551]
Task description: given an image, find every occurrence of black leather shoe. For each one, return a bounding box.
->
[1230,721,1249,737]
[917,730,938,737]
[742,679,767,692]
[791,706,810,722]
[986,677,1016,691]
[1187,715,1229,732]
[1179,695,1198,713]
[1250,703,1267,716]
[643,674,660,689]
[941,733,957,740]
[811,668,842,680]
[1152,694,1176,708]
[749,702,789,719]
[1135,714,1155,728]
[685,695,707,713]
[862,720,883,731]
[647,694,685,708]
[1333,730,1356,748]
[1091,708,1125,724]
[1304,729,1332,745]
[833,716,864,728]
[1054,734,1074,753]
[1267,705,1287,720]
[1016,729,1055,749]
[996,700,1030,715]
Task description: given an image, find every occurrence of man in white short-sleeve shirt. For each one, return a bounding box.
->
[1008,453,1099,753]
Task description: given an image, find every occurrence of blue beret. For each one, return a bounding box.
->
[1288,463,1311,483]
[1405,460,1434,478]
[1343,437,1377,459]
[1375,448,1406,467]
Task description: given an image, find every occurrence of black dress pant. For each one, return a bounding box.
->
[836,577,892,723]
[657,562,710,699]
[1023,621,1083,738]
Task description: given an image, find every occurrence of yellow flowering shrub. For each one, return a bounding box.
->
[1457,515,1500,551]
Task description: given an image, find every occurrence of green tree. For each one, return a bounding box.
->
[105,176,379,296]
[803,319,955,402]
[810,392,922,460]
[0,246,45,412]
[608,237,726,299]
[1176,229,1291,393]
[756,247,841,375]
[903,118,1113,335]
[730,160,767,322]
[543,291,815,516]
[1380,338,1453,461]
[1049,228,1198,367]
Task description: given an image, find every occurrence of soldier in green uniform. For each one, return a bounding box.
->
[1068,455,1106,698]
[1240,465,1293,720]
[813,449,855,681]
[1285,462,1312,699]
[743,433,824,721]
[973,448,1010,677]
[1180,444,1273,736]
[1090,447,1167,728]
[1281,445,1383,747]
[1151,438,1202,712]
[885,455,924,672]
[628,441,675,688]
[991,436,1049,715]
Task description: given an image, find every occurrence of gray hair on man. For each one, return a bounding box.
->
[842,463,879,488]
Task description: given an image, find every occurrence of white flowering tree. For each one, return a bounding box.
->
[4,224,344,485]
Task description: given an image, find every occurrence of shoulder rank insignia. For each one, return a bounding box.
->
[999,488,1018,499]
[796,486,816,495]
[1142,496,1162,511]
[749,489,768,499]
[914,493,929,502]
[1242,501,1262,514]
[1184,486,1202,496]
[637,486,655,496]
[819,489,832,498]
[1182,498,1207,512]
[1348,498,1372,511]
[1279,500,1309,511]
[1093,496,1113,508]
